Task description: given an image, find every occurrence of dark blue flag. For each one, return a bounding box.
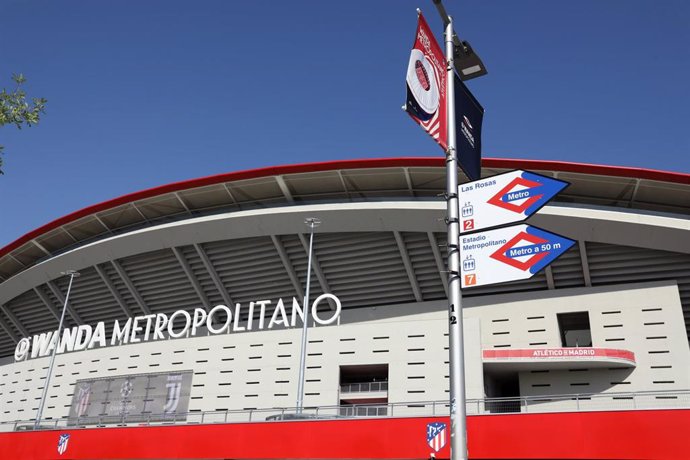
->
[455,75,483,181]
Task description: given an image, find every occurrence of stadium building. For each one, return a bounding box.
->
[0,157,688,459]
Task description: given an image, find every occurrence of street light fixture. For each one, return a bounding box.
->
[432,0,488,81]
[34,270,80,429]
[296,217,321,414]
[454,40,488,80]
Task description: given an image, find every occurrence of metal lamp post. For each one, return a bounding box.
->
[34,270,80,429]
[430,2,487,459]
[296,217,321,414]
[442,18,470,457]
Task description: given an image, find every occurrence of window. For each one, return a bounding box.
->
[339,364,389,410]
[557,312,592,347]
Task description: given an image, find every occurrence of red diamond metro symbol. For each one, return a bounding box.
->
[490,231,549,270]
[487,177,543,214]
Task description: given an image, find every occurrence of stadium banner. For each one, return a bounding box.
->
[405,12,448,151]
[454,75,483,181]
[404,13,483,181]
[68,370,193,424]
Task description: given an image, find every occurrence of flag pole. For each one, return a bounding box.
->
[444,15,469,460]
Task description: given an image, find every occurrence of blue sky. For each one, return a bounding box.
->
[1,0,689,247]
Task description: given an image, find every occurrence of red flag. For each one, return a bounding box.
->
[405,13,448,151]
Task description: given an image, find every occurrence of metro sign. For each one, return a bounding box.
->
[460,224,575,288]
[490,227,574,275]
[459,170,569,234]
[490,230,550,271]
[487,176,546,214]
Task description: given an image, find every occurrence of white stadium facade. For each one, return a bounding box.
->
[0,157,688,459]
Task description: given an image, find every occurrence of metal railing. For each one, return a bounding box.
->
[339,381,389,393]
[2,389,688,432]
[339,404,389,417]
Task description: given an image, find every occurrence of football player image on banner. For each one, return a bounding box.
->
[68,370,193,424]
[163,374,184,413]
[405,12,447,151]
[75,382,92,417]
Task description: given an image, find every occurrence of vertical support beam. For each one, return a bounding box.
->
[394,231,423,302]
[174,192,192,214]
[0,314,19,344]
[428,232,449,296]
[33,287,61,322]
[297,234,331,297]
[579,240,592,287]
[0,305,29,338]
[110,260,152,315]
[223,183,239,205]
[32,240,51,256]
[270,235,305,300]
[131,203,150,223]
[545,266,555,290]
[630,178,641,207]
[92,214,113,234]
[336,170,352,200]
[46,281,83,324]
[275,176,295,202]
[61,227,78,243]
[9,254,27,268]
[94,264,133,317]
[194,244,235,307]
[171,247,210,309]
[403,168,415,197]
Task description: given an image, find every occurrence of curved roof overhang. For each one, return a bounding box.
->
[0,200,688,314]
[1,157,688,283]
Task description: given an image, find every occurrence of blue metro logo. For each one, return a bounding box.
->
[491,226,575,275]
[486,171,569,218]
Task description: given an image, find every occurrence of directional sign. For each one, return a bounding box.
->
[458,170,569,234]
[460,224,575,288]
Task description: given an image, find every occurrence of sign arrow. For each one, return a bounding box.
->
[459,170,569,234]
[460,224,575,288]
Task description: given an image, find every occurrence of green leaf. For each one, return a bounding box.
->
[0,73,47,174]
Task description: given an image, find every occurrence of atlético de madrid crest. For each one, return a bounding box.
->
[57,433,70,455]
[426,422,447,452]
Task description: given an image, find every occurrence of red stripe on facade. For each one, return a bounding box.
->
[0,410,687,459]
